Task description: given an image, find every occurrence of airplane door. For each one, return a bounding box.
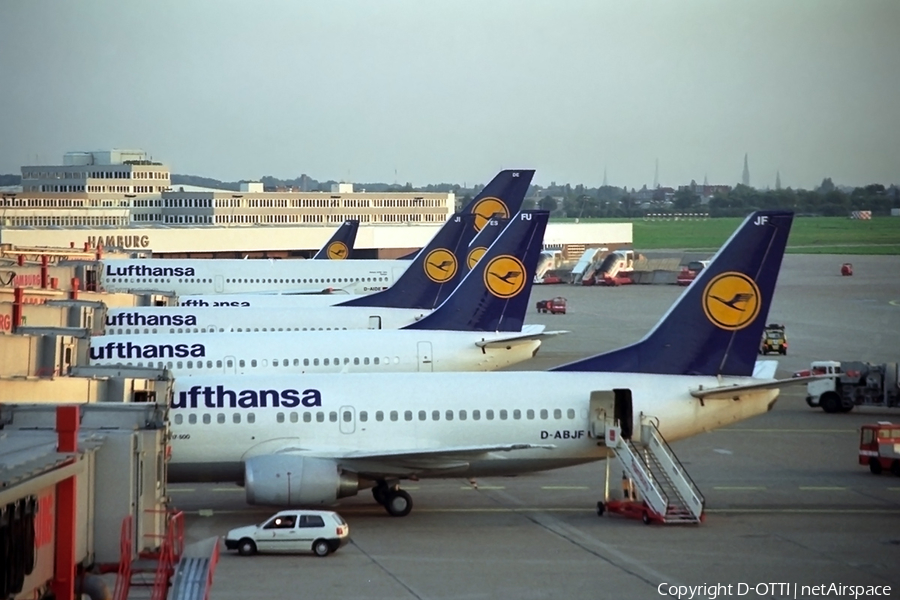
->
[589,391,615,438]
[215,275,224,293]
[417,341,433,372]
[368,316,382,330]
[339,406,356,434]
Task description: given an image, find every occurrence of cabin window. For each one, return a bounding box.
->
[290,412,298,423]
[375,411,384,422]
[314,358,320,366]
[316,412,325,423]
[251,359,257,367]
[540,409,548,420]
[500,410,508,420]
[329,412,338,423]
[459,410,467,421]
[167,361,174,369]
[304,359,310,366]
[226,359,233,368]
[247,413,255,424]
[188,414,197,424]
[344,357,350,365]
[486,410,495,420]
[390,411,398,422]
[174,414,183,424]
[207,361,213,368]
[303,412,311,423]
[432,410,440,421]
[374,357,380,365]
[418,410,426,421]
[472,410,481,421]
[293,359,300,366]
[359,411,368,422]
[187,361,193,369]
[176,361,183,369]
[233,413,241,424]
[216,360,222,368]
[354,358,360,365]
[277,412,285,423]
[567,408,576,419]
[364,357,370,365]
[393,356,400,364]
[239,360,245,367]
[554,409,562,420]
[334,357,339,365]
[324,358,330,366]
[404,410,413,421]
[217,413,225,424]
[273,359,279,367]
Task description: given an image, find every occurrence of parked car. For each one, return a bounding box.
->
[224,509,350,557]
[536,297,567,314]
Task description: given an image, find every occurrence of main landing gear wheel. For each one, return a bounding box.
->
[384,489,413,517]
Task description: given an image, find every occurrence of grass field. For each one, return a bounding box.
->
[554,216,900,254]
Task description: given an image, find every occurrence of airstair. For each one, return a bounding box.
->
[590,391,704,524]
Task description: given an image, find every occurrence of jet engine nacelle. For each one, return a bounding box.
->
[244,455,359,506]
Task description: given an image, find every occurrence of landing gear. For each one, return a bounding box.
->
[372,481,414,517]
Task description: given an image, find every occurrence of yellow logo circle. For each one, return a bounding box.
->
[326,241,349,260]
[424,249,457,283]
[471,197,509,232]
[483,255,526,299]
[467,247,486,270]
[702,272,761,331]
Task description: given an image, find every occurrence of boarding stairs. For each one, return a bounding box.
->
[603,421,704,524]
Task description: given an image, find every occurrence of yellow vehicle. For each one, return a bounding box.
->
[759,323,787,355]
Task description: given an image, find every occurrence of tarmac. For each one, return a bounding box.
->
[170,253,900,600]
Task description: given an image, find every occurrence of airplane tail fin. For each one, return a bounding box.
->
[404,210,549,332]
[463,216,508,274]
[312,219,359,260]
[460,169,534,232]
[337,214,477,309]
[395,169,534,261]
[553,211,793,376]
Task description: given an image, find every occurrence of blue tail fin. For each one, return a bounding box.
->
[396,169,535,261]
[404,211,549,332]
[463,216,509,274]
[337,214,477,309]
[553,211,793,376]
[312,220,359,260]
[461,169,534,232]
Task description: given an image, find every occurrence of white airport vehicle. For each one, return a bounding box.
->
[94,170,532,296]
[224,510,349,557]
[91,213,560,374]
[166,211,800,519]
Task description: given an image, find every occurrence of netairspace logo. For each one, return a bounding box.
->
[657,582,892,600]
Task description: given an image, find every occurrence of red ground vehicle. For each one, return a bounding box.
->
[536,297,567,314]
[859,422,900,475]
[841,263,853,276]
[676,260,710,286]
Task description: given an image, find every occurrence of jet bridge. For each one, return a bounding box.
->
[589,390,704,524]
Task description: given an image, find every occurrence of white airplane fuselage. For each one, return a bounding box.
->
[88,329,542,376]
[100,258,409,295]
[103,305,431,335]
[166,371,779,483]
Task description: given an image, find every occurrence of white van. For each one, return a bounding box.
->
[224,509,350,557]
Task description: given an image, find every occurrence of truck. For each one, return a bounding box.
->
[535,297,567,314]
[859,422,900,475]
[759,323,787,355]
[803,360,900,413]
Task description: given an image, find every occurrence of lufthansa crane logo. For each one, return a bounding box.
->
[484,255,526,299]
[471,197,509,232]
[702,272,761,330]
[467,247,486,270]
[424,249,457,283]
[326,241,349,260]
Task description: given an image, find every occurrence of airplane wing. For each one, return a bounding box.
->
[289,443,556,476]
[475,330,570,349]
[690,375,825,400]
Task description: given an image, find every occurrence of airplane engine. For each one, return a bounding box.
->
[244,455,359,506]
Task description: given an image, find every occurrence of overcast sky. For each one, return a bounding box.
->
[1,1,897,189]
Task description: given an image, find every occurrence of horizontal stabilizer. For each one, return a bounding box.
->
[690,375,824,400]
[475,330,569,348]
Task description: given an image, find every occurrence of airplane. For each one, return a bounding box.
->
[175,214,511,311]
[311,219,358,260]
[96,170,534,296]
[165,210,799,517]
[103,214,514,334]
[91,212,564,375]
